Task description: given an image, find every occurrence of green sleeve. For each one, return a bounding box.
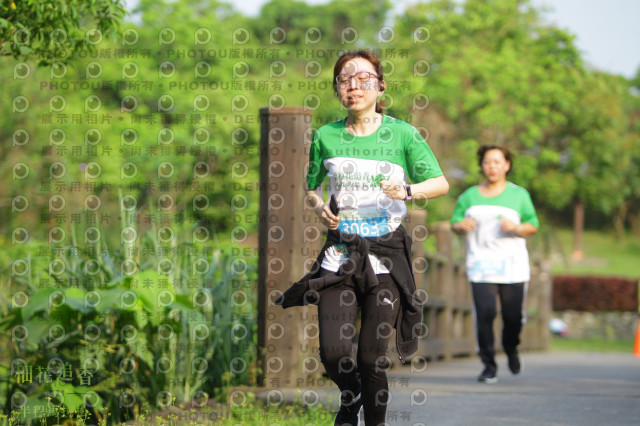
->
[450,190,470,224]
[404,127,443,183]
[520,190,539,228]
[305,131,327,190]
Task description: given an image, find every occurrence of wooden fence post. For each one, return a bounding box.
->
[257,107,321,389]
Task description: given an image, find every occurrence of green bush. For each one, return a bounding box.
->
[0,199,258,425]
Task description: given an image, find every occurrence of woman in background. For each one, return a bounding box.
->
[451,145,538,383]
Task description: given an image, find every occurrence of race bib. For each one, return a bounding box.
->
[337,206,389,237]
[338,216,388,237]
[469,257,513,283]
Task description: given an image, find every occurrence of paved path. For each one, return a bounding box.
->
[265,352,639,425]
[383,351,640,426]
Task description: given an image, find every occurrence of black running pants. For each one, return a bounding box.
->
[318,269,400,426]
[471,282,525,369]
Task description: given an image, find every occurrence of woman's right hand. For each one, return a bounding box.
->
[315,200,341,230]
[305,189,341,230]
[455,218,476,233]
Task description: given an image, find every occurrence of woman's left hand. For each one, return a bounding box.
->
[380,180,406,200]
[500,218,520,234]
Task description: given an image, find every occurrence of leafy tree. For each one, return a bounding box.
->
[390,0,639,241]
[616,67,640,237]
[251,0,391,47]
[0,0,126,65]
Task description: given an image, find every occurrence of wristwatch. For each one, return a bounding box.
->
[404,185,412,200]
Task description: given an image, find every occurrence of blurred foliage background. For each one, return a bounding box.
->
[0,0,639,424]
[2,0,640,240]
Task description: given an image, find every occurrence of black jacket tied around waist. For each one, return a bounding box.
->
[275,225,424,363]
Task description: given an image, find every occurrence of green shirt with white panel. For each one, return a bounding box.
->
[451,183,539,283]
[307,114,443,273]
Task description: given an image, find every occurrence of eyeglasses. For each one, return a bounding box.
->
[335,71,380,87]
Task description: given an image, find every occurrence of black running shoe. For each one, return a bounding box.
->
[507,351,521,375]
[477,366,498,384]
[334,394,362,426]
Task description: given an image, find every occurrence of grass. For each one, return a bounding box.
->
[118,403,336,425]
[541,227,640,279]
[224,404,335,425]
[544,228,639,354]
[550,336,637,353]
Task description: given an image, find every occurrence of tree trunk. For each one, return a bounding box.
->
[630,213,640,238]
[571,200,584,261]
[613,201,629,240]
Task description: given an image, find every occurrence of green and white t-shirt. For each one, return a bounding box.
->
[450,183,539,283]
[307,114,443,273]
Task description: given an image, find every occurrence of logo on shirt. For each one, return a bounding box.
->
[370,173,385,186]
